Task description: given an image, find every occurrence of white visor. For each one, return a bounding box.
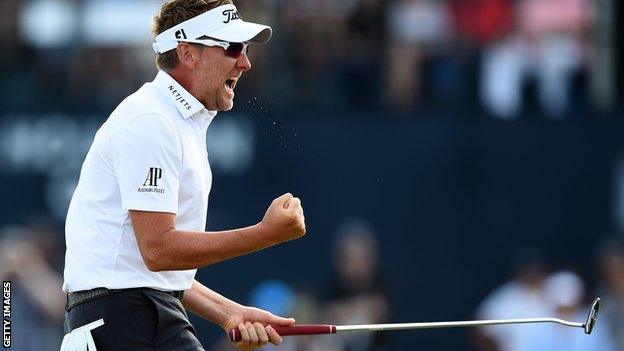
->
[153,4,272,54]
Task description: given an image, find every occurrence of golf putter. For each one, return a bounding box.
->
[229,297,601,342]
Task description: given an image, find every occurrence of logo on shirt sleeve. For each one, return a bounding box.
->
[138,167,165,193]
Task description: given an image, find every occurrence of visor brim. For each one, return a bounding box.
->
[206,21,272,43]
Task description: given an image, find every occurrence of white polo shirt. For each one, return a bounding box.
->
[63,71,215,293]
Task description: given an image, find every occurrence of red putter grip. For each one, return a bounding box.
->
[229,325,337,342]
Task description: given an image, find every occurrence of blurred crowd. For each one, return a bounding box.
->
[0,0,615,119]
[472,244,624,351]
[6,213,624,351]
[0,0,622,350]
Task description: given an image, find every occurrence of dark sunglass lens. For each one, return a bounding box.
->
[225,43,246,58]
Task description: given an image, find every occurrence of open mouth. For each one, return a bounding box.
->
[225,78,237,90]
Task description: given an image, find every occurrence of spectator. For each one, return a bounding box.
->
[452,0,513,46]
[450,0,514,109]
[384,0,453,112]
[473,248,551,351]
[338,0,387,107]
[480,0,595,119]
[0,225,65,351]
[281,0,336,106]
[523,270,616,351]
[316,219,390,351]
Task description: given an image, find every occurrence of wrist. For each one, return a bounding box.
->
[252,222,279,247]
[186,282,243,329]
[220,301,245,329]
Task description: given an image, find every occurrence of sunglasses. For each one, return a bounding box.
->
[176,38,248,58]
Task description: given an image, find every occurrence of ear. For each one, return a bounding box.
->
[175,43,200,69]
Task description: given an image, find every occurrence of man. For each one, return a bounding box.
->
[62,1,306,350]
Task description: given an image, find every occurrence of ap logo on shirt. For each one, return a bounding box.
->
[143,167,162,187]
[138,168,165,194]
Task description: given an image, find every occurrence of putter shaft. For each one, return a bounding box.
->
[336,318,583,333]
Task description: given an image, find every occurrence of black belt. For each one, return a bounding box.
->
[66,287,184,311]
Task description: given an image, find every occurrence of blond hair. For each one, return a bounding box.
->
[152,0,233,70]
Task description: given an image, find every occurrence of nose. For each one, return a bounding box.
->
[236,51,251,72]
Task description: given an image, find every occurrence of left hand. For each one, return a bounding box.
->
[223,305,295,351]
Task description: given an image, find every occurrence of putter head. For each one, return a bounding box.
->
[583,297,600,335]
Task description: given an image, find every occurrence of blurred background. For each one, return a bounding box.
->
[0,0,623,350]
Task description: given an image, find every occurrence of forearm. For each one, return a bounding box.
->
[145,223,276,271]
[131,193,305,271]
[182,279,239,327]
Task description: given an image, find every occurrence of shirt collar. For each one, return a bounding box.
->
[152,70,217,119]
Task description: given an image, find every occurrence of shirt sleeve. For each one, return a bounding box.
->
[108,113,182,214]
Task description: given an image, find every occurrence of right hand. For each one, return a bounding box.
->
[259,193,306,244]
[222,304,295,351]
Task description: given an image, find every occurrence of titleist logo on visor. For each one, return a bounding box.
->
[222,9,241,23]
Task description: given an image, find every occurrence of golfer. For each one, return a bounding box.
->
[61,0,306,350]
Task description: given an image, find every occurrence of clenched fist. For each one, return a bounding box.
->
[259,193,306,244]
